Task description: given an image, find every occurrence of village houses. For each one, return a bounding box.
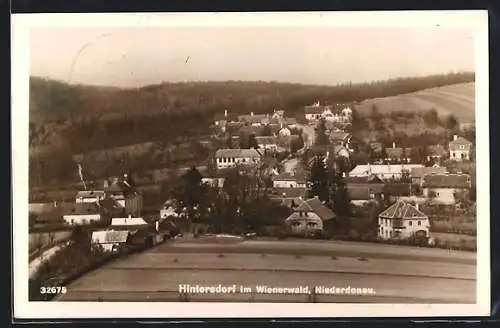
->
[304,102,352,124]
[378,200,430,240]
[214,149,263,169]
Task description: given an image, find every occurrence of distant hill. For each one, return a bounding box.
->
[355,82,475,123]
[29,72,474,124]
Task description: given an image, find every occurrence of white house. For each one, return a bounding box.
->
[62,203,102,226]
[448,135,473,161]
[348,164,424,181]
[377,200,430,240]
[422,173,471,204]
[91,230,130,253]
[75,190,105,204]
[214,149,262,169]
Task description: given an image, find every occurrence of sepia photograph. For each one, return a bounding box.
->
[12,11,489,318]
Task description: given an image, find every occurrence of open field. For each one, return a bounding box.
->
[356,83,475,123]
[56,239,476,303]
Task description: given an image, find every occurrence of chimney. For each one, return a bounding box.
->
[103,180,109,188]
[251,112,254,116]
[314,195,319,199]
[128,214,132,218]
[53,201,57,207]
[453,135,458,141]
[280,123,283,129]
[224,109,228,118]
[415,203,419,211]
[155,220,159,232]
[392,142,396,149]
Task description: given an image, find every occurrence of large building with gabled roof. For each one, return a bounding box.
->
[377,200,430,240]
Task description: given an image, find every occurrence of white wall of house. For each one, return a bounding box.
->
[63,214,101,226]
[449,149,470,161]
[378,217,430,240]
[215,156,261,169]
[273,180,301,188]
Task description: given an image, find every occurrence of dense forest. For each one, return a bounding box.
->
[29,71,474,187]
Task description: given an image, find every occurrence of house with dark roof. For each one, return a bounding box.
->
[214,148,262,169]
[272,171,307,188]
[378,200,430,240]
[104,174,143,217]
[268,187,307,208]
[385,142,412,163]
[347,182,385,206]
[62,202,103,226]
[284,197,336,237]
[410,166,448,186]
[422,173,471,204]
[449,135,473,161]
[255,136,278,152]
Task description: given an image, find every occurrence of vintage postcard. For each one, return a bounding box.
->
[12,11,490,319]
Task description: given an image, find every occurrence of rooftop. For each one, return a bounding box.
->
[378,200,428,220]
[294,197,336,221]
[422,173,471,189]
[385,147,412,159]
[215,148,263,158]
[410,166,447,179]
[349,164,424,177]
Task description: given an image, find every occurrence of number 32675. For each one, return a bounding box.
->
[40,286,67,294]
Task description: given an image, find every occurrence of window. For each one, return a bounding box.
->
[418,221,421,226]
[409,221,413,226]
[307,222,317,227]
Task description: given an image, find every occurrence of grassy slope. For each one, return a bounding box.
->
[355,83,475,122]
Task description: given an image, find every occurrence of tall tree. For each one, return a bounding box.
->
[314,118,329,146]
[307,155,329,201]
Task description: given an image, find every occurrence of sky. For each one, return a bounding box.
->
[29,26,475,88]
